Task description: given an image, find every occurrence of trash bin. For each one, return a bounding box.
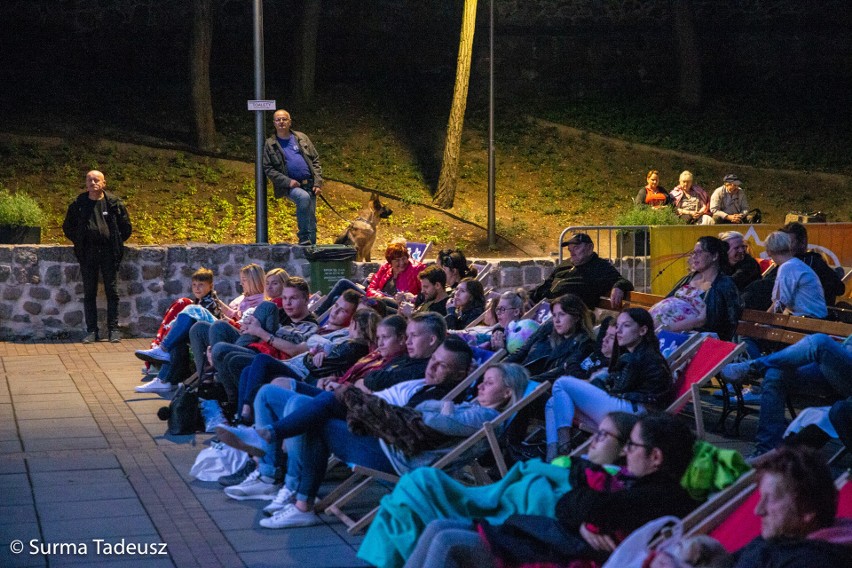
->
[304,244,357,294]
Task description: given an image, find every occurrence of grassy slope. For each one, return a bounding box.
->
[1,92,850,257]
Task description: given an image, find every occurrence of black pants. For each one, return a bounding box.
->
[80,245,120,333]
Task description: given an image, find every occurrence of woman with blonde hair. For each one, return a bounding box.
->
[264,267,290,303]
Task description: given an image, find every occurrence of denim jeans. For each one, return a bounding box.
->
[189,321,213,374]
[213,344,257,402]
[238,353,301,413]
[299,417,393,503]
[753,334,852,453]
[254,382,337,502]
[253,385,305,490]
[403,519,494,568]
[161,313,195,351]
[287,186,317,244]
[269,390,346,439]
[209,319,241,349]
[156,313,198,384]
[545,376,642,444]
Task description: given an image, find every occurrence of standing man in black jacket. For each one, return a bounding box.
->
[531,233,634,309]
[62,170,132,343]
[263,109,324,245]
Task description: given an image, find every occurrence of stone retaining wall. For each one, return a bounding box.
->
[0,245,647,340]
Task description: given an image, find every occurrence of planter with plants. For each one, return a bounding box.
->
[614,205,683,257]
[0,188,45,244]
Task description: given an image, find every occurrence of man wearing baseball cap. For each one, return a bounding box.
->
[710,174,749,224]
[530,233,633,309]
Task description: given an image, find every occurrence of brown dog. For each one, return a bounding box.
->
[334,193,393,262]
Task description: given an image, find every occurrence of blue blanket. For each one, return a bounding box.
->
[357,459,576,568]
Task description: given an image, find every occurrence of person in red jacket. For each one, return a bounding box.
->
[367,241,425,300]
[313,241,426,315]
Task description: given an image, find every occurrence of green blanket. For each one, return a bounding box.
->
[681,440,750,501]
[357,459,575,568]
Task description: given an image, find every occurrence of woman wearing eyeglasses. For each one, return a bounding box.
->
[454,290,538,354]
[358,411,638,568]
[545,308,673,459]
[651,236,741,341]
[403,413,701,568]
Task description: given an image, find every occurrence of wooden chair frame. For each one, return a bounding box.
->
[318,365,555,535]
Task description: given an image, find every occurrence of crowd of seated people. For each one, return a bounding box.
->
[125,228,849,566]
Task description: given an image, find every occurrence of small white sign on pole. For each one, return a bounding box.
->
[247,100,276,111]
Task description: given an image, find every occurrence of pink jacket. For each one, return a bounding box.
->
[366,260,425,298]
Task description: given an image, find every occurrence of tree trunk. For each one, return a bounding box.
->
[294,0,321,104]
[433,0,478,209]
[673,0,702,108]
[190,0,217,151]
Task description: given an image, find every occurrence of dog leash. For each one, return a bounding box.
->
[318,193,353,224]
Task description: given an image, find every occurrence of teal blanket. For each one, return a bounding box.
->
[357,459,574,568]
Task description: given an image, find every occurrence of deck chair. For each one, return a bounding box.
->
[602,469,757,567]
[570,334,708,457]
[689,475,760,552]
[522,299,551,325]
[573,336,741,455]
[689,471,851,552]
[838,472,852,517]
[667,337,745,439]
[473,261,494,283]
[323,380,551,534]
[316,349,508,532]
[307,291,326,313]
[406,241,431,263]
[658,330,704,365]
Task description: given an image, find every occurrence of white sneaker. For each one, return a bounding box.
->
[224,470,280,501]
[135,345,171,364]
[134,378,176,393]
[263,486,297,516]
[259,504,322,529]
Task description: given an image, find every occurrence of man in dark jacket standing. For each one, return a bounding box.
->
[62,170,132,344]
[263,109,324,245]
[531,233,633,309]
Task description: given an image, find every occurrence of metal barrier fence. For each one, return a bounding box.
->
[558,225,651,292]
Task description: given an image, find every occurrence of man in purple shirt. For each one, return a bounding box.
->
[262,109,324,245]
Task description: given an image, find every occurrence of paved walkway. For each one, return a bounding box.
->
[0,339,375,568]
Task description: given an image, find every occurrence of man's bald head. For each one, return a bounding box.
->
[85,170,106,200]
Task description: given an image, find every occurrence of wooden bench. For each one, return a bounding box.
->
[595,291,663,313]
[718,309,852,434]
